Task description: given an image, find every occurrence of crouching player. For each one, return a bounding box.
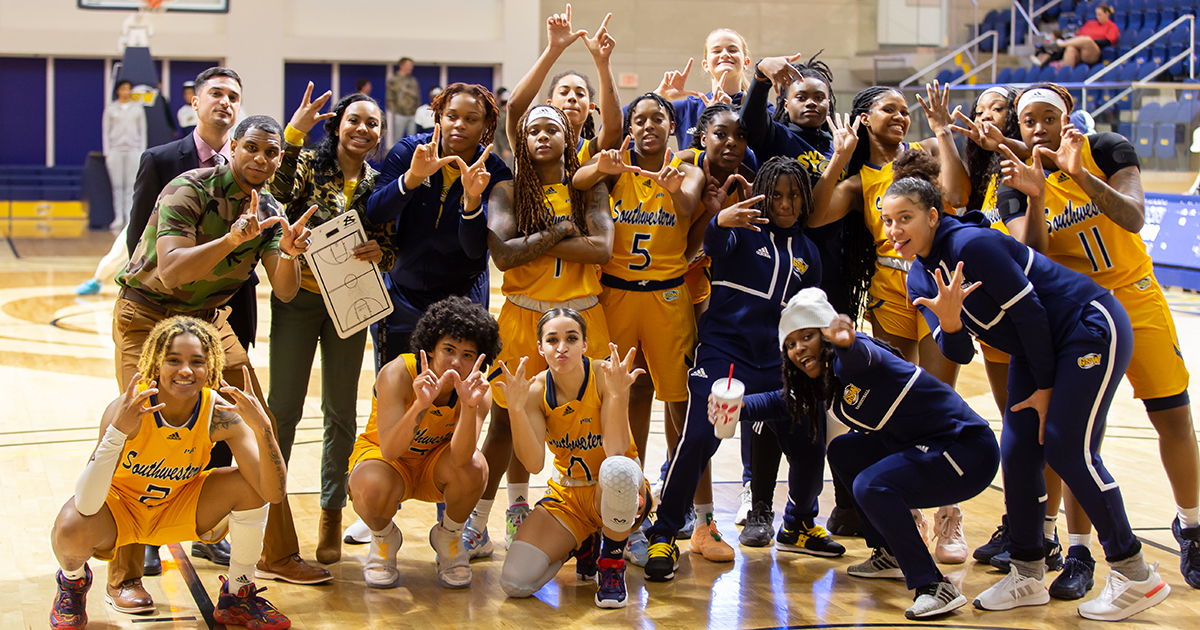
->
[347,296,499,589]
[498,308,650,608]
[50,316,290,629]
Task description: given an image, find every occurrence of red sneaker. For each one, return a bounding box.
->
[213,575,291,630]
[50,564,92,629]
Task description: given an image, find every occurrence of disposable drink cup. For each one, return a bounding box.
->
[710,377,745,439]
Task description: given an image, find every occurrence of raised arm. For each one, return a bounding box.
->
[809,113,861,227]
[916,81,970,209]
[73,376,164,516]
[271,81,335,209]
[486,180,575,271]
[377,351,450,461]
[581,13,622,151]
[743,55,804,152]
[212,366,288,504]
[506,4,587,144]
[500,358,550,474]
[449,354,491,466]
[596,344,643,458]
[572,136,640,191]
[997,144,1050,253]
[1060,129,1145,232]
[546,181,614,264]
[259,204,317,302]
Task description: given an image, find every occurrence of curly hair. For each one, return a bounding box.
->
[546,71,597,141]
[846,86,904,177]
[536,307,588,340]
[772,51,836,125]
[752,157,813,226]
[687,103,741,151]
[511,105,588,237]
[409,296,502,369]
[622,92,677,139]
[136,316,225,389]
[886,149,947,221]
[964,87,1019,211]
[430,82,499,147]
[312,93,386,173]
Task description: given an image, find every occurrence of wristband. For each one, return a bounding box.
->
[397,174,409,196]
[279,251,297,260]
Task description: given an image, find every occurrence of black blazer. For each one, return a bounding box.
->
[126,133,259,348]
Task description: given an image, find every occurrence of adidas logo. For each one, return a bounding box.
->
[756,247,770,258]
[546,186,555,194]
[915,444,928,453]
[691,367,708,378]
[166,432,181,441]
[563,404,575,415]
[430,409,443,416]
[642,179,653,187]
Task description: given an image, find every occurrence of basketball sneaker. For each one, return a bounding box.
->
[825,505,863,537]
[625,529,649,567]
[363,525,401,589]
[1172,517,1200,588]
[848,547,903,579]
[1049,545,1095,600]
[1077,563,1170,621]
[461,524,493,559]
[572,533,600,581]
[429,523,472,588]
[738,502,774,547]
[690,516,735,562]
[505,503,530,547]
[973,515,1009,563]
[213,575,291,630]
[777,521,846,557]
[343,517,371,545]
[74,278,101,296]
[913,509,931,547]
[906,578,967,619]
[595,558,628,609]
[50,564,91,629]
[677,505,696,539]
[933,505,968,564]
[973,565,1050,611]
[990,534,1063,573]
[644,534,680,582]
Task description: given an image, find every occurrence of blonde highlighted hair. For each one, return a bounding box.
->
[705,28,752,93]
[136,316,225,389]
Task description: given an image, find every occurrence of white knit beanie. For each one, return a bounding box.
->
[778,288,838,347]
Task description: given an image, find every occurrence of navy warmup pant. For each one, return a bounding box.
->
[827,424,999,589]
[649,345,827,539]
[1003,292,1140,563]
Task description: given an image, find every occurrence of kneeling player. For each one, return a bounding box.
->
[498,308,649,608]
[50,316,290,629]
[347,297,498,589]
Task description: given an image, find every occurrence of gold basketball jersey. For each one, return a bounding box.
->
[602,150,690,282]
[360,354,461,460]
[501,183,602,302]
[112,386,216,507]
[540,358,638,483]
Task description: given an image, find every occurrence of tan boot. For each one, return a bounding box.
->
[316,508,342,564]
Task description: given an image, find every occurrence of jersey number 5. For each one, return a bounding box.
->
[139,484,171,505]
[630,233,653,271]
[1077,226,1112,273]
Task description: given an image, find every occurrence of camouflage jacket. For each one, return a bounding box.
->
[269,138,396,277]
[386,73,421,116]
[117,166,283,311]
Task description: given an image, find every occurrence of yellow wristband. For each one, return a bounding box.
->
[284,124,307,146]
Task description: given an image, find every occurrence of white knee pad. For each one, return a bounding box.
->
[500,541,561,598]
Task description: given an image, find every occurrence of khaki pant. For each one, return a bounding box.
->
[107,297,300,585]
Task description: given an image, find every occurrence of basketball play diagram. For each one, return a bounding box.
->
[305,212,393,339]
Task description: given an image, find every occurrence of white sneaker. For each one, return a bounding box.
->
[344,517,371,545]
[913,509,931,547]
[1078,562,1170,621]
[847,547,904,579]
[429,524,471,588]
[973,565,1050,611]
[934,505,968,564]
[363,524,401,588]
[734,481,752,526]
[906,579,968,619]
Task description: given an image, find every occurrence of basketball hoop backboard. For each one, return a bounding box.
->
[77,0,229,13]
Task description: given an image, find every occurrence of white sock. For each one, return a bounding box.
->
[1068,533,1092,549]
[441,514,465,536]
[696,503,715,523]
[228,504,269,590]
[61,565,87,580]
[508,483,530,507]
[469,499,493,532]
[1179,505,1200,529]
[1044,514,1058,539]
[371,521,398,540]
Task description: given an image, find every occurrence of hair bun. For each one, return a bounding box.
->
[892,149,940,185]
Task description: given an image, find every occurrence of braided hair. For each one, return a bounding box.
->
[687,103,741,151]
[751,157,814,227]
[510,105,589,237]
[773,51,836,125]
[430,82,499,147]
[312,94,386,174]
[964,87,1019,211]
[622,93,677,140]
[546,71,597,141]
[846,86,904,177]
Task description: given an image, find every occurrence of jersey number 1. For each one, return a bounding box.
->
[630,233,653,271]
[1077,226,1112,273]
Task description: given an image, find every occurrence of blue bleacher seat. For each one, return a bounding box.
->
[1139,101,1163,122]
[1040,65,1058,82]
[1118,121,1133,140]
[1102,47,1117,64]
[1177,99,1197,122]
[936,69,953,84]
[1139,60,1161,79]
[1152,43,1169,64]
[1156,123,1176,158]
[1011,66,1028,83]
[1163,8,1178,23]
[1160,100,1180,121]
[997,67,1013,84]
[1144,14,1161,32]
[1115,0,1131,11]
[1055,66,1074,83]
[1070,64,1090,82]
[1135,122,1156,157]
[1128,13,1144,32]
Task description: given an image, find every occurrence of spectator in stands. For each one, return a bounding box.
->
[177,81,198,137]
[103,79,147,231]
[494,87,513,165]
[386,57,421,143]
[1032,4,1119,68]
[356,79,373,96]
[413,86,443,133]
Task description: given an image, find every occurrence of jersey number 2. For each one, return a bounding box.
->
[1077,226,1112,273]
[139,484,171,504]
[630,233,652,271]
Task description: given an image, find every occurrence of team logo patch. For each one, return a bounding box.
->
[843,384,862,405]
[792,257,809,274]
[1078,353,1102,369]
[664,289,680,302]
[1135,277,1152,291]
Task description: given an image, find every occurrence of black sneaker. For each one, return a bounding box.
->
[1048,545,1095,600]
[1172,517,1200,589]
[644,534,679,582]
[825,505,863,537]
[973,515,1008,564]
[990,535,1063,573]
[777,521,846,557]
[739,502,775,547]
[572,532,600,581]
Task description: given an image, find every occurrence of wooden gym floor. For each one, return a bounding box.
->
[1,231,1198,629]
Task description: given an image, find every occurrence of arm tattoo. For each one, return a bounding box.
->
[489,221,569,269]
[264,436,286,489]
[209,408,242,438]
[586,185,614,235]
[1083,169,1145,233]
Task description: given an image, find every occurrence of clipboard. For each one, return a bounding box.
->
[303,212,394,339]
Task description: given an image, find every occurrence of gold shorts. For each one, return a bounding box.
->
[349,438,450,503]
[491,300,611,409]
[599,285,696,402]
[95,470,213,561]
[1113,276,1190,400]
